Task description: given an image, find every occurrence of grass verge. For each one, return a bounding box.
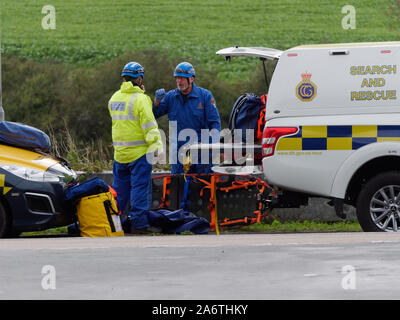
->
[20,226,69,237]
[237,220,362,233]
[19,220,362,237]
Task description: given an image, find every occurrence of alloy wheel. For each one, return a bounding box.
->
[370,185,400,232]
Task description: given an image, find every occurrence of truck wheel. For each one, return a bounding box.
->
[357,171,400,232]
[0,201,10,238]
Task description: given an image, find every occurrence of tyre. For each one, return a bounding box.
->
[0,200,10,238]
[357,171,400,232]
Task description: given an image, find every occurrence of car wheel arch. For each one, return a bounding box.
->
[331,142,400,200]
[0,196,12,238]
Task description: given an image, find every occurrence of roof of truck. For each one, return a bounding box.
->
[292,41,400,49]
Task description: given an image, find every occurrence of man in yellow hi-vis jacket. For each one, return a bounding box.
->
[108,61,163,233]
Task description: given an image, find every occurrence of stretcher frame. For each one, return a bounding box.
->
[153,173,275,232]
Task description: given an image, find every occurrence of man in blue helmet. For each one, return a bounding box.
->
[153,62,221,174]
[108,61,163,233]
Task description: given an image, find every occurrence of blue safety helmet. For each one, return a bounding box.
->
[121,62,145,79]
[174,62,195,78]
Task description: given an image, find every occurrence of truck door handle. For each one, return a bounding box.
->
[329,50,350,55]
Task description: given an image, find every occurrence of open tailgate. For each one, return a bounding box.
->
[216,46,282,60]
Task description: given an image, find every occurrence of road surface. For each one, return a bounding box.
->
[0,232,399,300]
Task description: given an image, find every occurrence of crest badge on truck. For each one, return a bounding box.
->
[296,72,317,102]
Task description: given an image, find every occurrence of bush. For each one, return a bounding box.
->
[2,56,64,130]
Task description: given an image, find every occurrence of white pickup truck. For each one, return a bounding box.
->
[216,42,400,232]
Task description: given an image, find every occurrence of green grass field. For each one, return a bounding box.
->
[1,0,399,79]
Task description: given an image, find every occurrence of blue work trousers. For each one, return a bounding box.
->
[112,155,152,230]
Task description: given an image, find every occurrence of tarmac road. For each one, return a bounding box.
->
[1,232,400,300]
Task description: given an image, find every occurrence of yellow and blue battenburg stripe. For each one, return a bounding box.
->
[0,174,12,195]
[277,125,400,151]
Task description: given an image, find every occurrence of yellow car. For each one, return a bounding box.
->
[0,144,77,237]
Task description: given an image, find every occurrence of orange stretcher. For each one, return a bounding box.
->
[152,172,275,232]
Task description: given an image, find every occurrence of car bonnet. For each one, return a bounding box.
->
[0,144,58,171]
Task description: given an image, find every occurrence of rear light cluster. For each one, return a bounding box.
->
[262,127,298,157]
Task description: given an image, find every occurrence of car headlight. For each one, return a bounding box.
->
[46,162,77,183]
[0,163,77,187]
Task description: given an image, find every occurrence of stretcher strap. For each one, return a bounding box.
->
[210,175,219,234]
[180,176,192,209]
[158,176,171,209]
[219,180,259,192]
[189,175,220,232]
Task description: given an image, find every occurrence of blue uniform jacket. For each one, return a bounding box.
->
[153,83,221,173]
[153,83,221,138]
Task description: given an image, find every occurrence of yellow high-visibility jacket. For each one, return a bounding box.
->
[108,82,162,163]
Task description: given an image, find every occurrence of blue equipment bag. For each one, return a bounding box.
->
[65,177,110,201]
[0,121,51,152]
[228,93,264,143]
[147,209,210,234]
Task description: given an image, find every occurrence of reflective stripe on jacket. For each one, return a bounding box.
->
[109,82,162,163]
